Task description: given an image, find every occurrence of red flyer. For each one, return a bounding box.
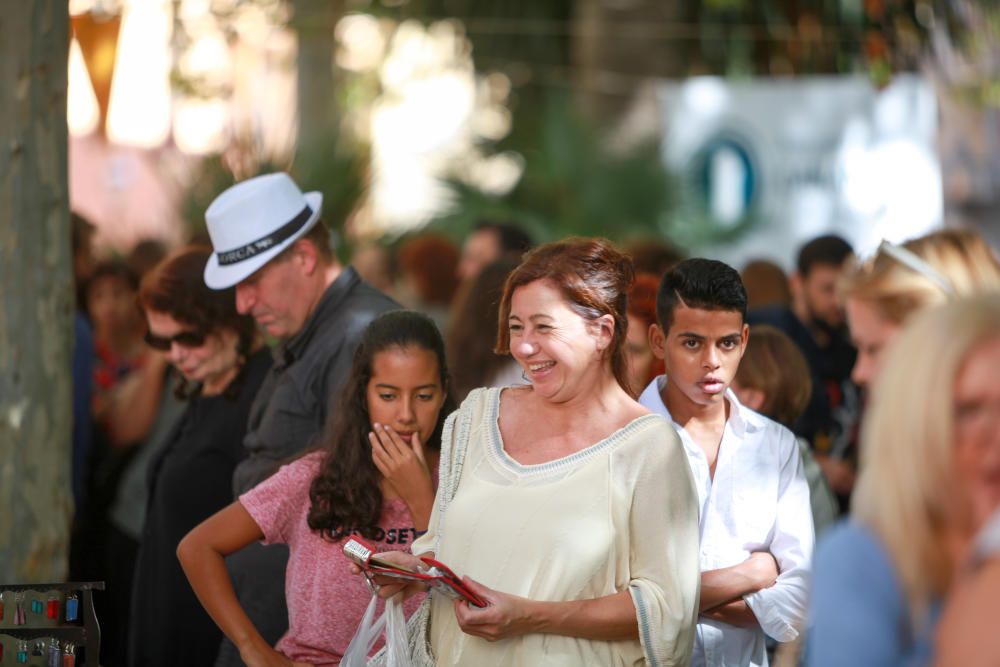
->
[344,537,487,608]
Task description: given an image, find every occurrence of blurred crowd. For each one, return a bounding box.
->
[62,172,1000,667]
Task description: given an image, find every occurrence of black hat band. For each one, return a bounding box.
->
[216,204,314,266]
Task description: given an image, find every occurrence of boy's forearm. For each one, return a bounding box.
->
[699,555,774,611]
[700,599,760,628]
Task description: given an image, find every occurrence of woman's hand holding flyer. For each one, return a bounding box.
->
[344,537,487,607]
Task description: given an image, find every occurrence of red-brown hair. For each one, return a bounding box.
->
[397,233,460,305]
[495,237,635,392]
[627,272,659,328]
[628,272,665,384]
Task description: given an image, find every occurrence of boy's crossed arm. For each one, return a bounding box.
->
[699,552,779,627]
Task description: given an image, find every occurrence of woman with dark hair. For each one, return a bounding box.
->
[446,257,523,403]
[369,238,700,666]
[178,310,455,666]
[127,246,272,667]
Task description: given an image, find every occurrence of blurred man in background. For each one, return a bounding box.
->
[456,218,533,283]
[749,234,860,510]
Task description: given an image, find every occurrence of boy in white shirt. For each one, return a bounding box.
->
[638,258,814,667]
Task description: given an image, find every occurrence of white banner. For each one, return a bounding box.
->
[658,74,942,268]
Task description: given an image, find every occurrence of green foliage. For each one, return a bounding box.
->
[180,129,368,263]
[180,157,242,242]
[289,129,369,259]
[427,94,760,248]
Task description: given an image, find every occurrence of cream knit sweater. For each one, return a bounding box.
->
[411,387,700,667]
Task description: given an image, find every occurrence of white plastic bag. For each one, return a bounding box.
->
[341,593,413,667]
[383,594,411,667]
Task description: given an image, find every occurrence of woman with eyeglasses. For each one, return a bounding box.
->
[127,245,271,667]
[840,229,1000,388]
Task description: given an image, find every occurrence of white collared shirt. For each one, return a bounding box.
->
[639,376,814,667]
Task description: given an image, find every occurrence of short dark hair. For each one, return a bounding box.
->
[797,234,853,277]
[655,258,747,332]
[473,219,533,256]
[273,220,335,264]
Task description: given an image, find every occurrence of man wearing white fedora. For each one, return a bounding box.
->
[201,172,398,663]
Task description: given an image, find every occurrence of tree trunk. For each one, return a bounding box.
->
[292,0,342,151]
[571,0,693,122]
[0,0,73,582]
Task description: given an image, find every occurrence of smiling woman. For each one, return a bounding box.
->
[367,238,701,667]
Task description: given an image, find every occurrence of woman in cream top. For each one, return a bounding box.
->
[415,386,699,666]
[371,238,700,666]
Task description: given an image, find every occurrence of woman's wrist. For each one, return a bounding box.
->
[403,486,435,530]
[519,598,551,635]
[234,628,268,656]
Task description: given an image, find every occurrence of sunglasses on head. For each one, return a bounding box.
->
[877,240,955,295]
[144,329,207,351]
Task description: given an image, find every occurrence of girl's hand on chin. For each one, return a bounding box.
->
[370,423,433,509]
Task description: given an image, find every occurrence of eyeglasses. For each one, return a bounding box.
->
[877,240,955,295]
[144,329,207,351]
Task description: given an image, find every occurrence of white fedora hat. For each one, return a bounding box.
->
[203,172,324,289]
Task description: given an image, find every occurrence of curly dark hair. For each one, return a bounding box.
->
[137,245,258,399]
[307,310,456,541]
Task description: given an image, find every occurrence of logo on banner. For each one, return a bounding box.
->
[693,134,758,228]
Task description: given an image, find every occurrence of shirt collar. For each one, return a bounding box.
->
[638,374,764,438]
[275,265,359,368]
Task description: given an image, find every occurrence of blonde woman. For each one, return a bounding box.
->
[807,295,1000,666]
[842,229,1000,387]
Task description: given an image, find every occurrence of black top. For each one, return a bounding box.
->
[232,266,399,494]
[747,305,860,512]
[127,349,272,667]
